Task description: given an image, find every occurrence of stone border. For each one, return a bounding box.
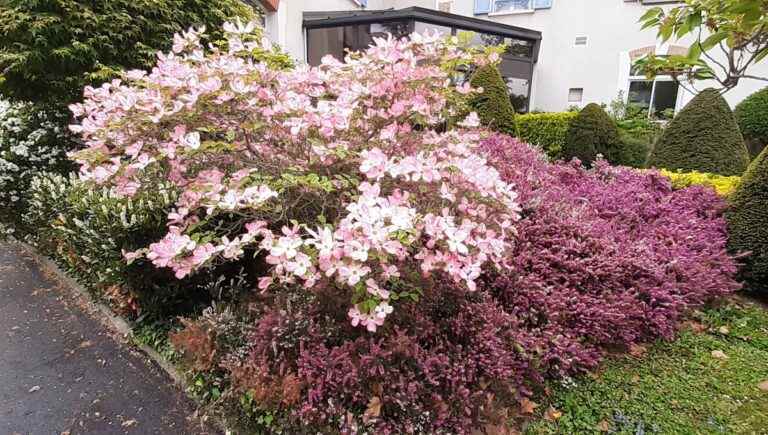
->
[14,241,230,434]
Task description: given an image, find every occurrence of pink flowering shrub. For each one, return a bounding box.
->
[68,22,740,433]
[197,137,739,433]
[69,23,519,332]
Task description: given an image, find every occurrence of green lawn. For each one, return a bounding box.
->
[526,298,768,435]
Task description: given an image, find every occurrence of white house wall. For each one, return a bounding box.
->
[420,0,768,111]
[268,0,768,111]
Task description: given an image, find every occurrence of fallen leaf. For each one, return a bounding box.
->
[543,406,562,421]
[519,397,538,414]
[363,396,382,423]
[78,340,93,348]
[683,320,707,333]
[629,344,647,358]
[60,432,71,435]
[121,419,138,428]
[631,374,641,384]
[28,385,40,393]
[758,380,768,392]
[596,419,611,432]
[718,326,730,335]
[711,350,729,360]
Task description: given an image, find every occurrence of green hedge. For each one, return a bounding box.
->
[726,146,768,292]
[734,87,768,158]
[515,112,577,159]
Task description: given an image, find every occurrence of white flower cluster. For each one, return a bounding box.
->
[0,99,70,233]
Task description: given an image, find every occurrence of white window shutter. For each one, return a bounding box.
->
[533,0,553,9]
[474,0,491,14]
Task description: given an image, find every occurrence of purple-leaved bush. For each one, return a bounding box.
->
[217,135,739,433]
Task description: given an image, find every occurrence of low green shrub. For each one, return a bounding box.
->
[726,146,768,292]
[469,64,517,135]
[515,112,577,159]
[648,89,750,176]
[659,169,741,197]
[734,87,768,158]
[23,172,238,318]
[562,103,623,166]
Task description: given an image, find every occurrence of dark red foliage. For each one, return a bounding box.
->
[222,134,740,433]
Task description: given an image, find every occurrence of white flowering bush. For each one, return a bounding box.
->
[69,22,520,332]
[0,100,72,237]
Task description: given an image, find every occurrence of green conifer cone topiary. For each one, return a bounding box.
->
[734,86,768,158]
[469,64,517,135]
[648,89,750,176]
[726,146,768,292]
[562,103,622,166]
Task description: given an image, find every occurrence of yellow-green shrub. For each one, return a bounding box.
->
[659,169,741,197]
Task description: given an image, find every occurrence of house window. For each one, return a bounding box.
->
[568,88,583,103]
[627,78,678,119]
[492,0,533,14]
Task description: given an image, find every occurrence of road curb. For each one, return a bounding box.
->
[13,241,229,433]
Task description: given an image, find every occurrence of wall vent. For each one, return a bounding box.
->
[574,36,588,46]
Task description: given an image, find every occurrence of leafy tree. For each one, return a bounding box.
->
[469,63,517,135]
[734,86,768,157]
[648,88,750,176]
[562,103,622,166]
[0,0,256,109]
[727,145,768,292]
[636,0,768,93]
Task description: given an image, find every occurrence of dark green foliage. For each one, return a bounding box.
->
[648,89,750,176]
[469,64,517,135]
[618,131,651,169]
[0,0,255,108]
[735,86,768,158]
[727,146,768,292]
[562,103,622,166]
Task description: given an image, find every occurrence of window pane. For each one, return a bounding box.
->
[652,81,678,118]
[413,21,452,36]
[307,21,412,66]
[568,88,583,103]
[494,0,532,13]
[628,81,653,110]
[456,30,532,58]
[506,76,530,113]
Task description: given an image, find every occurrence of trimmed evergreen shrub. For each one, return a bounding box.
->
[734,87,768,158]
[562,103,622,166]
[618,131,651,169]
[726,146,768,292]
[0,0,258,108]
[648,89,750,176]
[469,64,517,135]
[516,112,577,159]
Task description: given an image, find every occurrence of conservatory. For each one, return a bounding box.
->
[303,7,542,113]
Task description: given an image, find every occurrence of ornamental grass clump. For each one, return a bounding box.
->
[68,24,741,433]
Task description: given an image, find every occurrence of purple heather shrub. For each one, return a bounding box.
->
[218,134,739,433]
